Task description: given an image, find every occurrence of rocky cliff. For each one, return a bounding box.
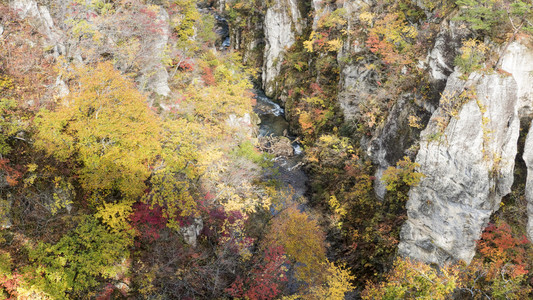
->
[10,0,172,97]
[224,0,533,267]
[399,41,533,265]
[262,0,304,96]
[4,0,533,296]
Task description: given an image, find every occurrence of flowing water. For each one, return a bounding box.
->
[213,11,307,200]
[253,89,308,199]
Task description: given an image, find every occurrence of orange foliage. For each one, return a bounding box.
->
[0,5,56,109]
[202,66,216,86]
[0,159,22,187]
[477,221,530,278]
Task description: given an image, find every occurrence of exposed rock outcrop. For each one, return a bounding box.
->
[336,1,369,121]
[136,8,171,97]
[262,0,303,97]
[180,218,204,247]
[426,21,470,98]
[399,41,533,263]
[226,113,259,138]
[311,0,333,31]
[502,42,533,241]
[11,0,66,57]
[368,21,470,198]
[11,0,171,97]
[399,71,520,264]
[369,95,430,199]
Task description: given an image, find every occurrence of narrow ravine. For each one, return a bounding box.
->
[213,12,307,199]
[253,89,308,199]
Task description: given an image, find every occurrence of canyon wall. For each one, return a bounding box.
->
[228,0,533,265]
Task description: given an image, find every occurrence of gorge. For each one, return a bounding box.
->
[1,0,533,299]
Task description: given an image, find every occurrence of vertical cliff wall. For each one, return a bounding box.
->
[504,43,533,241]
[399,71,520,264]
[399,41,533,264]
[262,0,304,97]
[223,0,533,268]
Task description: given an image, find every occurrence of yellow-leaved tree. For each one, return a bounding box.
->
[265,205,327,285]
[266,205,355,298]
[35,62,162,202]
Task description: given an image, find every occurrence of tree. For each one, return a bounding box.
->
[365,12,419,69]
[457,220,532,299]
[362,257,458,300]
[455,0,533,38]
[0,78,21,156]
[381,156,424,203]
[226,245,289,300]
[307,262,356,300]
[454,39,490,74]
[264,205,327,285]
[27,216,131,299]
[35,62,162,201]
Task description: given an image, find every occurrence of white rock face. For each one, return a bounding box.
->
[427,22,461,82]
[262,0,302,96]
[137,8,171,97]
[399,71,520,265]
[12,0,171,97]
[11,0,66,57]
[502,42,533,241]
[226,113,258,138]
[180,218,204,247]
[336,1,368,121]
[501,42,533,109]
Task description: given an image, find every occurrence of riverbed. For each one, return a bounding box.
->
[253,89,308,200]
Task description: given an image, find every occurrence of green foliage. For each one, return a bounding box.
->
[27,216,130,298]
[456,0,503,31]
[382,156,424,202]
[455,0,533,37]
[0,97,19,156]
[0,76,21,155]
[232,140,272,167]
[0,251,10,274]
[454,39,490,74]
[35,62,162,201]
[197,14,217,46]
[362,257,458,300]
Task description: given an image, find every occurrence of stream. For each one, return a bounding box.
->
[212,10,307,199]
[253,89,308,200]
